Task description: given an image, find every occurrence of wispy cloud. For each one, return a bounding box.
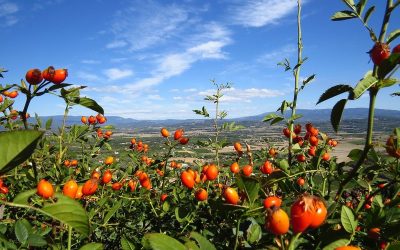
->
[77,71,101,82]
[106,40,127,49]
[0,1,19,26]
[81,59,101,64]
[257,44,296,67]
[103,68,134,81]
[93,21,231,94]
[232,0,297,27]
[109,1,191,51]
[199,87,284,102]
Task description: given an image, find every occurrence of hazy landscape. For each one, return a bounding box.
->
[44,108,399,163]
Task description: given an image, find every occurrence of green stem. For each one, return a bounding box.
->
[214,88,220,168]
[67,225,72,250]
[334,88,377,202]
[21,96,32,130]
[288,233,301,250]
[289,0,302,165]
[58,103,70,165]
[233,218,241,250]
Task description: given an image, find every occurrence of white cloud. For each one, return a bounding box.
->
[104,68,134,81]
[147,94,163,100]
[198,87,283,102]
[184,88,197,92]
[0,1,18,26]
[257,44,297,67]
[232,0,297,27]
[110,2,190,51]
[106,40,128,49]
[77,71,101,82]
[173,96,183,100]
[81,59,101,64]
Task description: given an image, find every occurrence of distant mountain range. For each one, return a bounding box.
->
[35,108,400,129]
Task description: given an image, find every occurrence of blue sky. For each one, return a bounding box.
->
[1,0,399,119]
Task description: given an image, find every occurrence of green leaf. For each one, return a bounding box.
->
[322,239,349,250]
[347,149,363,161]
[121,237,136,250]
[47,83,73,92]
[103,200,122,225]
[288,114,303,122]
[14,220,29,244]
[387,29,400,44]
[352,75,378,99]
[45,118,53,130]
[356,0,367,15]
[71,97,104,114]
[246,222,261,244]
[263,113,284,123]
[278,159,290,173]
[79,243,104,250]
[41,194,90,237]
[387,242,400,250]
[190,232,216,250]
[221,122,245,132]
[341,206,357,234]
[331,10,357,21]
[363,6,375,24]
[379,78,398,88]
[236,176,260,206]
[331,99,347,133]
[27,234,47,247]
[302,74,316,85]
[13,189,37,205]
[142,233,186,250]
[0,130,44,174]
[317,85,352,104]
[277,100,290,114]
[0,98,14,113]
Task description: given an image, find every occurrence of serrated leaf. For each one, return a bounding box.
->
[103,200,122,225]
[14,220,29,244]
[331,10,357,21]
[121,237,136,250]
[190,232,216,250]
[79,243,104,250]
[236,176,260,206]
[41,194,90,237]
[353,75,378,99]
[363,6,375,23]
[387,29,400,44]
[142,233,186,250]
[0,130,44,174]
[341,206,357,234]
[322,239,349,250]
[27,234,47,247]
[317,85,352,104]
[331,99,347,133]
[71,97,104,114]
